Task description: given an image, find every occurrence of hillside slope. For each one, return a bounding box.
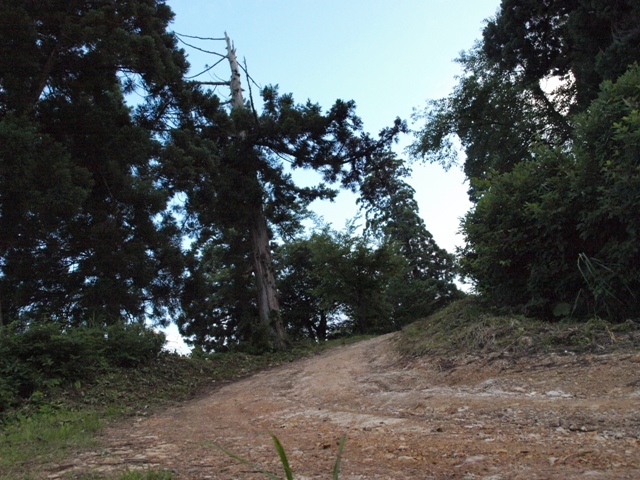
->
[44,332,640,479]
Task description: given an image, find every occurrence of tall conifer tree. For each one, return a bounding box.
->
[171,35,405,350]
[0,0,189,323]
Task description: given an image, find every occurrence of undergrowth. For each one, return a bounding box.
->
[397,296,640,358]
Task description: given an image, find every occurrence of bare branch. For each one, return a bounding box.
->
[193,81,230,86]
[238,61,262,92]
[243,58,260,126]
[176,37,226,57]
[266,147,295,165]
[185,57,226,79]
[174,32,226,41]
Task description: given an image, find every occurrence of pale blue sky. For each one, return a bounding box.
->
[162,0,501,351]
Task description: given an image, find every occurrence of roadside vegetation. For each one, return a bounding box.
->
[398,297,640,359]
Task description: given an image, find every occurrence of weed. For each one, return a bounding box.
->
[211,432,346,480]
[577,253,637,320]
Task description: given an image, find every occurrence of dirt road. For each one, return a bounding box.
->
[49,334,640,479]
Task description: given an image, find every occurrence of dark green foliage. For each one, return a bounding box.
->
[413,0,640,199]
[483,0,640,108]
[178,232,260,352]
[103,323,167,368]
[385,276,462,329]
[460,65,640,319]
[413,0,640,321]
[410,46,570,201]
[0,0,188,324]
[571,64,640,318]
[277,226,403,337]
[460,148,584,314]
[309,228,401,335]
[276,152,461,338]
[275,239,329,341]
[0,321,165,412]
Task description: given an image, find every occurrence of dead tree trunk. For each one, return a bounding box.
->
[225,33,287,349]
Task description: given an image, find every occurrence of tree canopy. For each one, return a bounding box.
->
[1,1,459,351]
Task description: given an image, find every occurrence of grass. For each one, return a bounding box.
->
[397,296,640,358]
[0,408,104,478]
[0,336,369,480]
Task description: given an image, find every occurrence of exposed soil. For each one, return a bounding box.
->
[47,334,640,479]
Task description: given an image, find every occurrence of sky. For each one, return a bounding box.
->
[161,0,502,353]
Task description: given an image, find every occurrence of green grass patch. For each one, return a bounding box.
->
[396,297,640,358]
[0,408,104,479]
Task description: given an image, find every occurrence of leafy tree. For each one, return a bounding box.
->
[413,0,640,201]
[460,65,640,318]
[275,237,330,341]
[459,146,584,314]
[483,0,640,108]
[0,0,189,324]
[410,45,570,201]
[277,225,402,337]
[276,158,463,338]
[412,0,640,320]
[325,231,401,334]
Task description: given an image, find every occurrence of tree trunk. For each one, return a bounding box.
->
[318,310,327,341]
[225,33,287,349]
[249,205,286,349]
[225,33,244,111]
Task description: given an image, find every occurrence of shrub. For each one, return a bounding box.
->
[104,323,166,367]
[0,321,166,413]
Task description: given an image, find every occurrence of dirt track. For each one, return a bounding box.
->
[48,334,640,479]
